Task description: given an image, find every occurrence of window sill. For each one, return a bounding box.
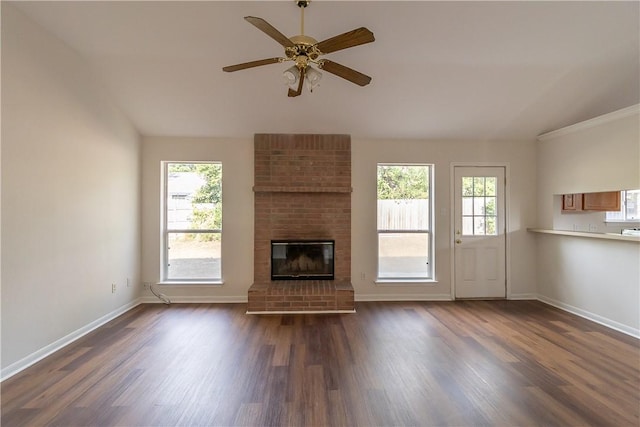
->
[375,279,438,286]
[157,281,224,287]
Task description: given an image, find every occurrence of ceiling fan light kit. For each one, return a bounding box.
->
[222,0,374,98]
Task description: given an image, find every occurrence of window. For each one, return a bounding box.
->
[377,164,433,280]
[163,162,222,282]
[461,176,497,236]
[606,189,640,222]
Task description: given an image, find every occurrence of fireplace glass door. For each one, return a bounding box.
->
[271,240,335,280]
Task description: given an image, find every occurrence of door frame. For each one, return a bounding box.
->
[449,162,511,300]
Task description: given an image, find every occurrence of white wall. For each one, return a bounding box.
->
[537,106,640,229]
[141,137,538,301]
[535,106,640,336]
[1,5,141,375]
[536,235,639,335]
[352,138,538,300]
[141,137,254,301]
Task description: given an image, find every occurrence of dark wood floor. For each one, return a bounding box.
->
[2,300,639,426]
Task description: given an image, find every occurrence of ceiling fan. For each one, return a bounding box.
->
[222,0,375,97]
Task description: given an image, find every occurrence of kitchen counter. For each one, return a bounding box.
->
[527,228,640,243]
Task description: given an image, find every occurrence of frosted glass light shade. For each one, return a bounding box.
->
[306,66,322,90]
[283,65,299,86]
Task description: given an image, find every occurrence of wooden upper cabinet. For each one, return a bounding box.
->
[582,191,621,211]
[562,194,582,212]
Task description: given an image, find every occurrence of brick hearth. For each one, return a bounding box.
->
[248,134,354,312]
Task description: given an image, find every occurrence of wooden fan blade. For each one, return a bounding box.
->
[245,16,295,48]
[222,57,282,72]
[288,67,305,97]
[319,60,372,87]
[315,27,374,54]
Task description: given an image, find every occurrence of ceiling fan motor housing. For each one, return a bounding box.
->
[287,35,321,62]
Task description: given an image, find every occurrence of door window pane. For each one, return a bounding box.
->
[485,178,497,196]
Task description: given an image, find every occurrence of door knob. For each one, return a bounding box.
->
[456,239,462,244]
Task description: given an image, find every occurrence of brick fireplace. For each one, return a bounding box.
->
[247,134,355,312]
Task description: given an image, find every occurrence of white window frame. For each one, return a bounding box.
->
[376,163,434,283]
[162,161,222,284]
[605,189,640,224]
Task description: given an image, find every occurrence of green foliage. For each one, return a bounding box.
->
[168,163,196,172]
[377,165,429,200]
[462,176,496,197]
[192,164,222,205]
[191,163,222,238]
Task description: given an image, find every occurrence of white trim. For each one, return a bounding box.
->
[247,310,356,315]
[140,295,247,304]
[1,300,141,382]
[355,293,452,302]
[508,293,537,300]
[537,104,640,141]
[537,295,640,339]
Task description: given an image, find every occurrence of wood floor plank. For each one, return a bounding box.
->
[2,300,638,426]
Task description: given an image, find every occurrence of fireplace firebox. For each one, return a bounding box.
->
[271,240,335,280]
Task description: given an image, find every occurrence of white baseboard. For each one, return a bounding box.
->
[140,295,248,304]
[509,293,537,300]
[537,295,640,339]
[1,299,142,382]
[356,293,453,302]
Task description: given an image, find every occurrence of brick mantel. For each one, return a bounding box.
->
[248,134,354,312]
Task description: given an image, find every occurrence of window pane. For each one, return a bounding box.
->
[462,197,473,215]
[473,177,485,196]
[377,165,429,200]
[485,197,496,215]
[485,177,497,196]
[378,233,430,278]
[485,217,497,235]
[377,199,429,230]
[167,163,222,230]
[462,177,474,196]
[626,190,640,220]
[473,197,485,215]
[462,217,474,235]
[474,217,486,235]
[167,233,220,280]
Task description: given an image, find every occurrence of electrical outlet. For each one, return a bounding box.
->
[111,283,116,293]
[143,283,150,290]
[360,272,366,280]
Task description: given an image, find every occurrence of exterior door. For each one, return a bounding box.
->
[454,166,506,298]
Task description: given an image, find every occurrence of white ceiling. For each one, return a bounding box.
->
[11,1,640,141]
